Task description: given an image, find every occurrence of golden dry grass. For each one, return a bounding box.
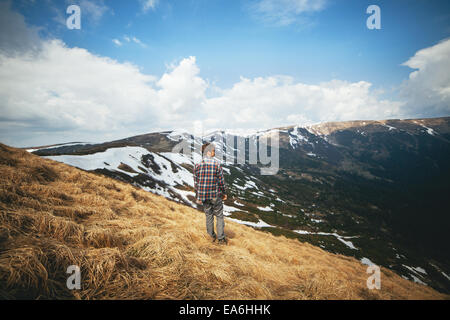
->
[0,143,447,300]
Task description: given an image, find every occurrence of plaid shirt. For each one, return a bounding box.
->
[194,156,226,202]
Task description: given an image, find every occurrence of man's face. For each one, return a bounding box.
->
[208,148,215,157]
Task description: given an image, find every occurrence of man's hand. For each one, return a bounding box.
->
[196,199,202,205]
[222,194,227,201]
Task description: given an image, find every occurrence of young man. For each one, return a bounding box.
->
[194,142,228,244]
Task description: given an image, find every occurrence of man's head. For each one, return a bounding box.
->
[202,142,215,158]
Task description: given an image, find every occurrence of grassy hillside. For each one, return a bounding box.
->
[0,143,446,299]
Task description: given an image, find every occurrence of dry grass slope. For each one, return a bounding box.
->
[0,143,447,300]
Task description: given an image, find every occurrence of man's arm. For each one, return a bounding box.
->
[193,164,199,200]
[216,162,227,200]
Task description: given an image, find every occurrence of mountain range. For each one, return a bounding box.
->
[27,116,450,294]
[0,142,446,299]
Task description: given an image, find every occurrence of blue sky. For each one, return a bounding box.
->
[15,0,448,88]
[1,0,450,146]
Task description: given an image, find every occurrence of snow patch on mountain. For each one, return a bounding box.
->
[257,205,273,212]
[288,126,312,150]
[227,218,273,228]
[233,200,244,207]
[410,275,427,286]
[294,230,359,250]
[233,179,258,191]
[44,146,196,206]
[223,204,242,216]
[380,123,397,131]
[442,272,450,281]
[361,257,375,266]
[44,146,147,175]
[402,264,427,276]
[27,142,92,153]
[160,152,195,165]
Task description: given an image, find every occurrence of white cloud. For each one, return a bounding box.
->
[0,39,212,146]
[1,2,448,147]
[140,0,159,13]
[112,39,122,46]
[121,35,147,47]
[0,1,41,55]
[0,39,406,146]
[203,76,404,131]
[249,0,328,26]
[131,36,147,47]
[0,40,157,132]
[0,4,207,146]
[155,56,208,125]
[400,38,450,117]
[79,0,109,24]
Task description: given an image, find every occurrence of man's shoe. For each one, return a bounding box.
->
[218,238,228,245]
[212,235,217,243]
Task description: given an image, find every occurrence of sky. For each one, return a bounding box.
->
[0,0,449,147]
